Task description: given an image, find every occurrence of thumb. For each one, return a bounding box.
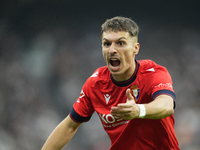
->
[126,88,135,102]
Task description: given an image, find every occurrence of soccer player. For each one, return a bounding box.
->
[41,16,180,150]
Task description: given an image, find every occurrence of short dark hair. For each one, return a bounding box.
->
[101,16,139,37]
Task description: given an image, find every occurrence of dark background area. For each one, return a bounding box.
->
[0,1,200,150]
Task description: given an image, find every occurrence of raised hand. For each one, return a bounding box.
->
[110,88,140,120]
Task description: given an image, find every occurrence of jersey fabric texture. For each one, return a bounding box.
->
[69,60,180,150]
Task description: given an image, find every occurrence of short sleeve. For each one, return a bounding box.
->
[69,80,95,123]
[145,65,176,101]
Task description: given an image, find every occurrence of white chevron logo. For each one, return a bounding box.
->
[91,71,98,77]
[103,94,111,104]
[146,68,155,72]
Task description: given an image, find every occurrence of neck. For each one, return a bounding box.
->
[112,60,137,82]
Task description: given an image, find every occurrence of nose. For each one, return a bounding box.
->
[109,43,117,54]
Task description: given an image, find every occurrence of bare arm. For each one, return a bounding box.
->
[41,115,81,150]
[111,89,174,120]
[144,94,174,119]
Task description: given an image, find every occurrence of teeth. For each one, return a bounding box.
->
[110,58,118,61]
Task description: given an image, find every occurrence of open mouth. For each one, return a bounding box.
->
[110,58,121,67]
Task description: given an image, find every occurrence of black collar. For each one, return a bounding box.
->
[111,60,140,87]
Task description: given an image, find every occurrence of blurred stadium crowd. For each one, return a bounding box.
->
[0,1,200,150]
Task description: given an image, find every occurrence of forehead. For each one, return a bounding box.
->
[102,31,131,41]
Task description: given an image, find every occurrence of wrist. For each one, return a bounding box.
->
[137,104,146,118]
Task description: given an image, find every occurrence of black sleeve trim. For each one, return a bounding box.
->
[69,107,92,123]
[152,90,176,109]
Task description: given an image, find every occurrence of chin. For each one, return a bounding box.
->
[109,69,123,76]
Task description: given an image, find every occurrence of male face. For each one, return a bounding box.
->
[102,31,140,81]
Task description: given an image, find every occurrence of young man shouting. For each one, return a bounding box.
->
[42,16,180,150]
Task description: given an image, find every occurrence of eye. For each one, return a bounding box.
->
[103,42,111,47]
[118,41,124,46]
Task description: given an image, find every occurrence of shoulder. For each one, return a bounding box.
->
[137,60,174,98]
[82,66,111,96]
[85,66,110,85]
[137,59,172,85]
[138,59,168,74]
[90,66,109,78]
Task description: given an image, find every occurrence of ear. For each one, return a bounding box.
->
[133,42,140,55]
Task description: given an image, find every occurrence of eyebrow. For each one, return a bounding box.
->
[102,37,127,41]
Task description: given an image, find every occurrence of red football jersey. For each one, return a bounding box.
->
[70,60,180,150]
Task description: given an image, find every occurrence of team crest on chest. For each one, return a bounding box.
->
[130,85,140,102]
